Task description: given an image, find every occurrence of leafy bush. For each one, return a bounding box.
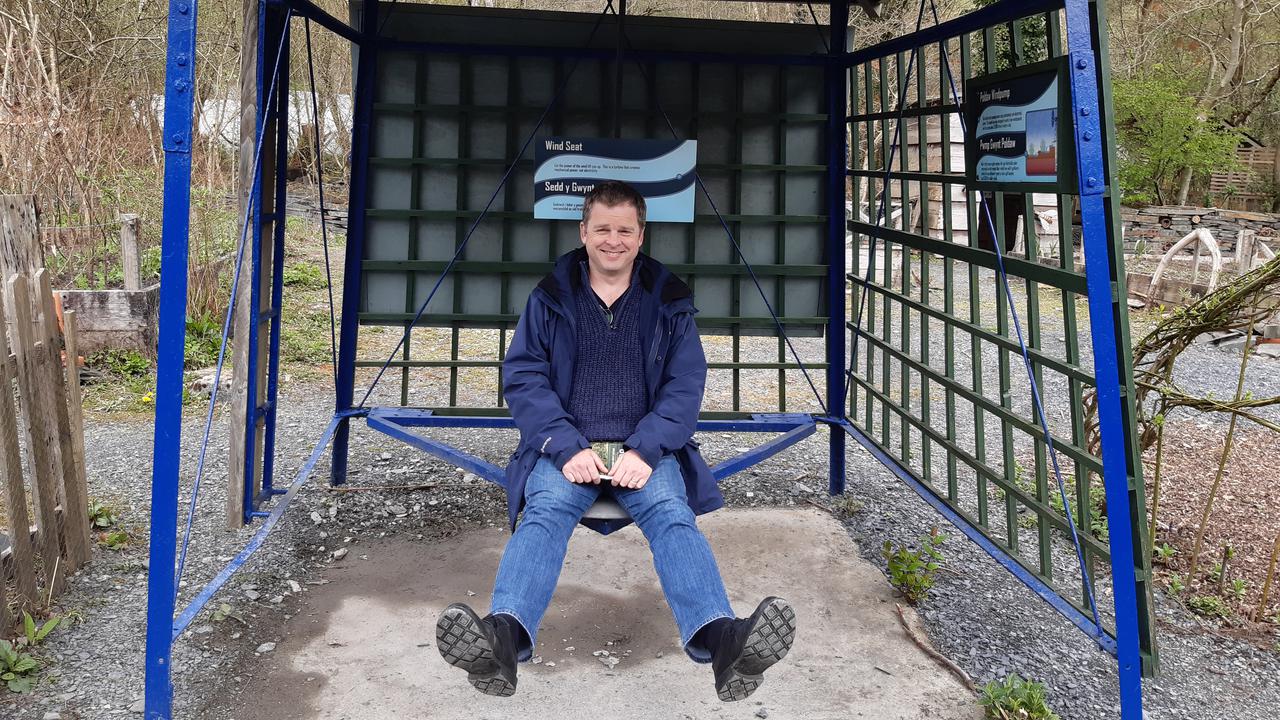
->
[882,531,947,604]
[1188,595,1229,619]
[1113,74,1241,206]
[184,314,224,369]
[0,640,39,693]
[88,500,119,529]
[980,674,1060,720]
[86,349,150,377]
[283,262,328,289]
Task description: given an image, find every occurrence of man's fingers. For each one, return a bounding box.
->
[595,454,609,473]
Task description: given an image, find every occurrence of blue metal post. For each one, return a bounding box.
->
[144,0,198,715]
[262,7,291,496]
[1063,0,1144,717]
[825,0,849,494]
[333,0,379,484]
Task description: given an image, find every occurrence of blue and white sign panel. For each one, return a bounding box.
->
[534,138,697,222]
[964,59,1073,192]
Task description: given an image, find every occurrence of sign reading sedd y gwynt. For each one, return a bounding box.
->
[534,137,697,222]
[964,59,1074,192]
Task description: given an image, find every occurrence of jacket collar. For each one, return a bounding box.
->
[536,248,693,316]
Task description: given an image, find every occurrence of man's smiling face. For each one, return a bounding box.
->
[580,201,644,278]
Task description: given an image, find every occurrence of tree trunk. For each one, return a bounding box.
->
[1176,167,1193,206]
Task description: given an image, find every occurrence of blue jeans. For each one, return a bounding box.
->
[489,456,734,663]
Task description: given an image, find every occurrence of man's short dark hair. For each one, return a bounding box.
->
[582,180,647,229]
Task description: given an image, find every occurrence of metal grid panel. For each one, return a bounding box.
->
[845,5,1155,669]
[354,6,831,413]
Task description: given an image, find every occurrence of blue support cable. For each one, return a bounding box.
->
[172,416,343,639]
[925,0,1103,640]
[173,13,293,593]
[145,0,198,715]
[617,40,830,418]
[838,419,1118,654]
[844,0,929,413]
[1063,0,1145,713]
[304,18,340,384]
[354,2,618,408]
[825,1,849,495]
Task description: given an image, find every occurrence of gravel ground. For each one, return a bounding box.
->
[3,247,1277,718]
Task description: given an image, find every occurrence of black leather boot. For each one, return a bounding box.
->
[435,603,520,697]
[711,597,797,702]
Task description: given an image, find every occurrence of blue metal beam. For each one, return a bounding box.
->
[825,0,849,496]
[366,414,507,484]
[144,0,198,715]
[332,0,379,485]
[276,0,362,45]
[845,0,1064,68]
[366,407,816,434]
[838,420,1118,655]
[365,408,818,486]
[709,420,816,480]
[172,417,342,638]
[261,6,290,497]
[1064,0,1145,715]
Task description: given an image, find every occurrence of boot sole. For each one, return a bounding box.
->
[716,597,796,702]
[435,604,517,697]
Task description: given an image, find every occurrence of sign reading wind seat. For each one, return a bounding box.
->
[534,137,697,222]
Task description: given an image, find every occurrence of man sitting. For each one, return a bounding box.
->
[434,180,796,701]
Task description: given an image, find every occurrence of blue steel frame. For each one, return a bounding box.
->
[145,2,1144,718]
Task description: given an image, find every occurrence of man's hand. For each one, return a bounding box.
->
[563,448,608,484]
[609,451,652,490]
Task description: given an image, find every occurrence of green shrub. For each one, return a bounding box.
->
[980,674,1059,720]
[882,531,947,604]
[0,640,39,693]
[86,349,150,377]
[282,262,327,289]
[1188,595,1229,619]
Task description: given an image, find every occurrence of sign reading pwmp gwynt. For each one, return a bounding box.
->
[534,138,697,222]
[964,59,1074,192]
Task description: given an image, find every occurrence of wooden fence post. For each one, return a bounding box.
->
[38,269,90,569]
[5,274,66,596]
[0,288,39,615]
[120,214,141,291]
[64,309,91,554]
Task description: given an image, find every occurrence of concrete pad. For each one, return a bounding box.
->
[230,508,979,720]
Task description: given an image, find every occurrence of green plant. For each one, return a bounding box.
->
[1153,542,1176,564]
[1188,594,1230,619]
[282,262,327,289]
[17,612,60,649]
[1229,579,1248,602]
[1167,574,1185,596]
[86,349,150,377]
[100,528,130,550]
[882,531,947,604]
[1208,562,1224,585]
[0,640,39,693]
[88,500,118,529]
[832,494,864,518]
[184,314,223,369]
[979,673,1060,720]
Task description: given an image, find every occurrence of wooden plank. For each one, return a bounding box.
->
[38,270,89,569]
[63,309,90,557]
[119,214,141,292]
[229,0,262,529]
[0,287,38,612]
[0,196,44,280]
[5,274,65,596]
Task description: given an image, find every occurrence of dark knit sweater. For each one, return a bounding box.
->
[567,278,648,442]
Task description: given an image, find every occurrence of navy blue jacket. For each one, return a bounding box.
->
[503,248,721,534]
